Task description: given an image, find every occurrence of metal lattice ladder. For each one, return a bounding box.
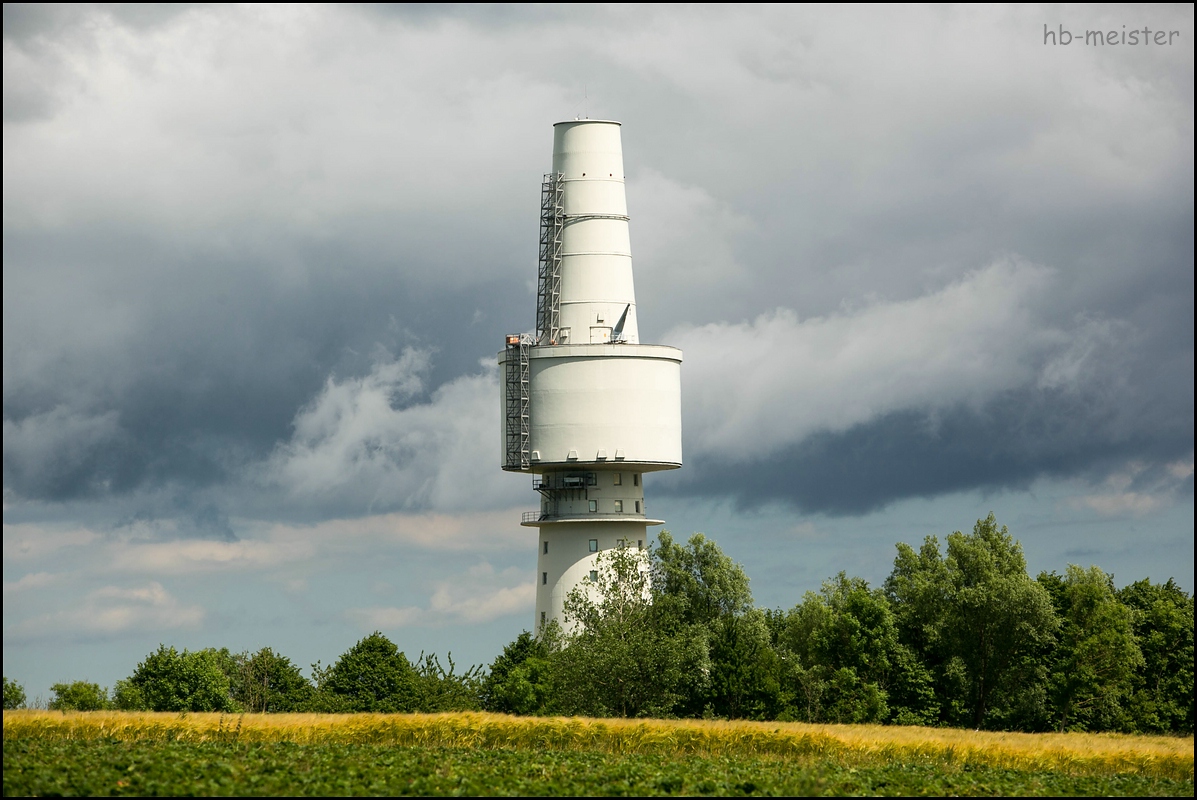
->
[504,333,532,470]
[536,172,564,344]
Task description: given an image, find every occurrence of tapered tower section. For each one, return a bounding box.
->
[500,120,682,632]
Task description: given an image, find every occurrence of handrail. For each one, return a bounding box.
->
[522,510,646,523]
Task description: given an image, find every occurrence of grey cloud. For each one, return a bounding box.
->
[6,580,205,643]
[2,4,86,44]
[2,4,200,123]
[668,386,1192,516]
[2,407,125,499]
[2,4,197,43]
[669,261,1072,463]
[111,496,238,543]
[660,259,1192,514]
[2,5,1191,528]
[3,73,58,124]
[3,225,529,507]
[261,347,511,518]
[353,4,587,28]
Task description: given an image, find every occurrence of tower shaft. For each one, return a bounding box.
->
[501,120,682,633]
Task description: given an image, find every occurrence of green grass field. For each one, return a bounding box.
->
[4,711,1193,796]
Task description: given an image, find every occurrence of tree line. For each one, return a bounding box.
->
[4,514,1192,734]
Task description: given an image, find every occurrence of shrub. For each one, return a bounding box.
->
[3,676,27,710]
[48,681,109,711]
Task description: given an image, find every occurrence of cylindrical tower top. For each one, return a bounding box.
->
[553,119,627,177]
[552,120,624,189]
[548,120,639,345]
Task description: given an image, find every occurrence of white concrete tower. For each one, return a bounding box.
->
[500,120,682,633]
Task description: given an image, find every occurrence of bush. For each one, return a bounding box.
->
[411,652,484,712]
[320,632,418,713]
[48,681,109,711]
[231,648,314,713]
[482,632,552,715]
[126,645,239,712]
[111,679,146,711]
[3,676,27,710]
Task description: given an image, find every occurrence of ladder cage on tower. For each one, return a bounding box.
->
[536,173,565,345]
[503,333,532,470]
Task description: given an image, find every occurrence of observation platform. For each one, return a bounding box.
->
[521,511,664,527]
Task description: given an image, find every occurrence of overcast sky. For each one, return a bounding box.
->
[4,4,1193,701]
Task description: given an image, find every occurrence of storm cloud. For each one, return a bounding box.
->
[5,5,1190,528]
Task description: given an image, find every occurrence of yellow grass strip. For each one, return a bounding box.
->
[4,710,1192,781]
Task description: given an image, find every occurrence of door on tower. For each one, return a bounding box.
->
[590,326,612,343]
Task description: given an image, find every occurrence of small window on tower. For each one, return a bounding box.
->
[586,473,597,486]
[542,572,547,585]
[589,570,598,582]
[613,473,622,486]
[614,500,623,512]
[633,473,640,486]
[635,500,641,513]
[543,541,548,554]
[638,540,643,550]
[589,539,598,552]
[589,500,598,512]
[541,611,546,626]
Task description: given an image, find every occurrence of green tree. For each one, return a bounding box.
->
[1118,578,1194,733]
[321,632,418,713]
[48,681,110,711]
[706,608,783,719]
[652,531,763,716]
[111,679,145,711]
[809,574,894,684]
[411,652,484,712]
[126,645,239,712]
[886,641,940,726]
[1040,566,1143,731]
[886,514,1058,729]
[231,648,315,713]
[653,532,753,629]
[481,631,552,715]
[552,543,697,717]
[3,677,27,710]
[776,574,919,724]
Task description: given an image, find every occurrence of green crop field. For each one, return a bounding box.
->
[4,711,1193,796]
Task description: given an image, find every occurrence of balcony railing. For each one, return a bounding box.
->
[533,475,595,491]
[522,510,647,523]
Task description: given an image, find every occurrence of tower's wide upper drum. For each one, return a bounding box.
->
[524,342,682,471]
